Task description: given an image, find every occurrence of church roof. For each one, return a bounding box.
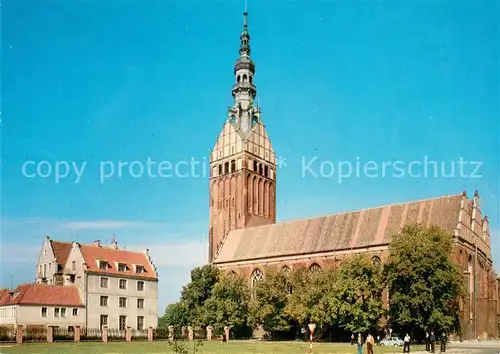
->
[214,193,463,264]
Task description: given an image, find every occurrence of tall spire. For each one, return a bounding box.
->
[239,11,251,59]
[230,5,258,133]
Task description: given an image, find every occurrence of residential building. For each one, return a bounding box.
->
[209,11,500,340]
[33,236,159,330]
[0,283,85,329]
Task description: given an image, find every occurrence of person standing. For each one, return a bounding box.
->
[403,333,411,353]
[440,333,447,352]
[425,332,430,351]
[351,333,355,345]
[430,332,436,353]
[366,333,374,354]
[376,335,380,345]
[357,333,363,354]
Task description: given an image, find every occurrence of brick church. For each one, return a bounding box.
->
[208,11,500,340]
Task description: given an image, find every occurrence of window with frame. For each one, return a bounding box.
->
[137,298,144,309]
[54,308,60,317]
[100,277,109,288]
[119,297,127,308]
[99,261,108,270]
[100,296,108,307]
[119,279,127,289]
[72,308,78,316]
[100,315,108,328]
[135,265,145,274]
[137,281,144,291]
[11,307,15,317]
[137,316,144,330]
[118,263,127,272]
[41,307,47,317]
[61,308,66,317]
[119,315,127,330]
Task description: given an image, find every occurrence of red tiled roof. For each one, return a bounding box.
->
[50,240,72,268]
[0,284,84,307]
[78,244,157,280]
[0,289,11,304]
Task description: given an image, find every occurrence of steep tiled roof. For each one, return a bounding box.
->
[0,284,84,307]
[78,244,157,280]
[0,289,11,304]
[50,240,72,269]
[214,193,463,264]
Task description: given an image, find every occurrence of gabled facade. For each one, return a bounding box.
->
[35,237,72,286]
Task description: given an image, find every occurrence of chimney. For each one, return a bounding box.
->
[93,240,101,247]
[110,234,118,250]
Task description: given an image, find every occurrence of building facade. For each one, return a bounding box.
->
[32,236,159,330]
[0,284,85,329]
[209,11,500,340]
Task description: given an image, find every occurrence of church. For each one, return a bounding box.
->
[207,11,500,340]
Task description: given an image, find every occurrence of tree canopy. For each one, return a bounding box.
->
[160,224,465,340]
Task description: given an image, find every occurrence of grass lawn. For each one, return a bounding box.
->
[0,341,424,354]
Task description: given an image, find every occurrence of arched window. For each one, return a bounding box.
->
[281,266,293,294]
[229,271,237,278]
[309,263,321,273]
[243,74,248,82]
[251,268,264,290]
[237,75,241,83]
[371,256,381,267]
[264,165,269,178]
[231,160,236,173]
[259,164,263,175]
[224,162,229,174]
[218,165,222,175]
[253,160,258,171]
[249,76,253,84]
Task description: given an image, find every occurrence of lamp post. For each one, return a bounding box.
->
[308,323,316,354]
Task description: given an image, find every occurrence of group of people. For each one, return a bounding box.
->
[349,331,448,353]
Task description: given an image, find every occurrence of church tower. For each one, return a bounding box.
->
[208,11,277,263]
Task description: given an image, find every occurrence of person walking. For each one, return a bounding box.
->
[357,333,363,354]
[425,332,430,351]
[430,332,436,353]
[403,333,411,353]
[351,333,355,345]
[366,333,374,354]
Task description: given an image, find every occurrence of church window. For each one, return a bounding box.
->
[231,160,236,172]
[251,268,264,293]
[371,256,381,267]
[243,74,248,82]
[253,160,258,171]
[237,75,241,83]
[309,263,321,273]
[218,165,222,175]
[281,266,291,273]
[249,75,253,84]
[224,162,229,174]
[264,165,269,178]
[259,164,263,175]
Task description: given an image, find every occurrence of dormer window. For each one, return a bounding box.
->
[98,261,109,270]
[117,263,127,272]
[135,265,145,274]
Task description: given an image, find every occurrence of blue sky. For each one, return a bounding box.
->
[1,0,499,314]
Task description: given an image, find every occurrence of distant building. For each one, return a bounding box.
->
[0,283,85,329]
[12,235,159,330]
[209,10,500,340]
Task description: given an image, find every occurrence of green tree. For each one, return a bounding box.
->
[160,265,220,326]
[201,273,250,335]
[248,269,292,333]
[384,224,464,335]
[332,255,383,334]
[160,302,189,328]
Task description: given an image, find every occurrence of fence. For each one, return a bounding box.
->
[10,325,233,345]
[0,326,16,344]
